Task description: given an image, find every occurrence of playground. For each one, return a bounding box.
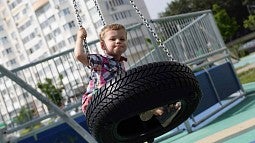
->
[0,7,255,143]
[156,81,255,143]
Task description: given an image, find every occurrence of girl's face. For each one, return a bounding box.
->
[100,29,127,60]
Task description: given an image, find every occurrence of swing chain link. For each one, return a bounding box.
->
[72,0,89,53]
[92,0,106,26]
[72,0,82,27]
[73,0,175,60]
[129,0,175,61]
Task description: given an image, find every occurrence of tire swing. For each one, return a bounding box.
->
[73,0,202,143]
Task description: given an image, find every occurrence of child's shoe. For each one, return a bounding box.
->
[139,109,154,121]
[156,102,182,127]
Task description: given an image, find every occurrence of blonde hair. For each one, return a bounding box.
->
[99,23,127,41]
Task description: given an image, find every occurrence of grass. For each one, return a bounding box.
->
[237,67,255,84]
[19,123,43,136]
[235,64,249,71]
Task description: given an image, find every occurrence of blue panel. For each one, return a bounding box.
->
[18,115,89,143]
[18,136,36,143]
[193,71,219,115]
[208,62,242,99]
[193,62,242,116]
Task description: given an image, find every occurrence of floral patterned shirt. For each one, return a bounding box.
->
[82,54,126,113]
[86,54,125,94]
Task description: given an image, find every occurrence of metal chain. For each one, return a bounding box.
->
[72,0,89,53]
[92,0,106,26]
[129,0,175,61]
[72,0,82,27]
[73,0,174,60]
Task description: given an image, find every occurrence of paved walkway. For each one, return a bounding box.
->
[236,63,255,74]
[154,54,255,143]
[156,83,255,143]
[234,53,255,69]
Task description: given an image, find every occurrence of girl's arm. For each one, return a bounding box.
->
[74,27,89,66]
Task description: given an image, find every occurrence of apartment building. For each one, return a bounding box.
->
[0,0,150,68]
[0,0,150,126]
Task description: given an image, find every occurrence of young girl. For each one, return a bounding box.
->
[74,23,181,128]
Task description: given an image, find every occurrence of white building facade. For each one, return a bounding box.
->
[0,0,150,68]
[0,0,150,126]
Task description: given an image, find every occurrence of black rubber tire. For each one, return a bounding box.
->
[86,61,202,143]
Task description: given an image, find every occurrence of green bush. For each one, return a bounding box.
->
[237,67,255,84]
[37,75,64,107]
[16,107,33,124]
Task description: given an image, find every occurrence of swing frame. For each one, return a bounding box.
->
[72,0,202,142]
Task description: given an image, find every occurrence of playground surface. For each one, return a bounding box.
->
[13,53,255,143]
[155,53,255,143]
[155,82,255,143]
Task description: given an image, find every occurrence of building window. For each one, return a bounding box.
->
[48,15,56,23]
[53,28,61,37]
[22,32,36,44]
[2,47,13,56]
[27,40,43,54]
[128,36,145,46]
[6,59,17,67]
[34,40,43,50]
[94,20,103,29]
[6,47,13,54]
[54,0,68,4]
[11,32,17,40]
[45,33,53,41]
[89,7,97,18]
[58,40,66,48]
[18,20,32,32]
[13,12,21,21]
[41,20,48,30]
[86,27,93,36]
[28,48,34,54]
[63,21,76,30]
[0,25,3,32]
[108,0,129,7]
[68,35,76,44]
[22,7,28,15]
[0,36,8,45]
[81,15,87,24]
[111,10,132,21]
[58,8,71,17]
[8,0,22,9]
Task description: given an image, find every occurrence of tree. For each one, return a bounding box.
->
[160,0,225,17]
[160,0,192,17]
[37,75,64,107]
[160,0,249,40]
[242,0,254,5]
[16,107,33,124]
[243,15,255,31]
[212,4,239,41]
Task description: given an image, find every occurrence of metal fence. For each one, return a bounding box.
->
[0,10,230,142]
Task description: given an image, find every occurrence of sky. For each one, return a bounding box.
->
[144,0,173,19]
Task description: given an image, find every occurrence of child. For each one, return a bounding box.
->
[74,23,181,128]
[74,24,128,113]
